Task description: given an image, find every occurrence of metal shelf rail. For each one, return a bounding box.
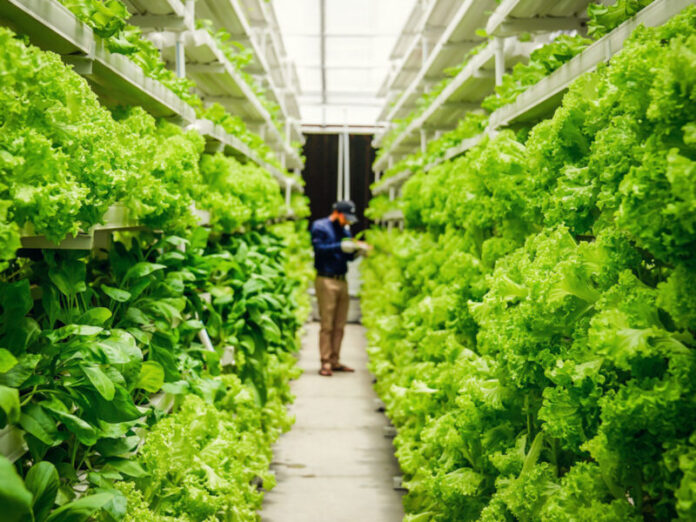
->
[373,38,536,172]
[0,0,302,181]
[0,0,196,121]
[376,0,462,122]
[188,120,303,192]
[488,0,695,128]
[373,0,499,149]
[373,0,692,224]
[145,28,304,170]
[196,0,304,143]
[372,0,596,166]
[126,0,304,151]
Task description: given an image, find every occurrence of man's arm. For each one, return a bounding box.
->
[311,224,342,252]
[339,229,358,261]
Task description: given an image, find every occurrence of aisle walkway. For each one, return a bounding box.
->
[262,322,404,522]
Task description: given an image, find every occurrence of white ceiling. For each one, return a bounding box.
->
[273,0,416,128]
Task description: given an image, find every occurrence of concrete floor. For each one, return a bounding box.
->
[262,322,404,522]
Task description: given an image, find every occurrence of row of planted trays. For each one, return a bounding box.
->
[362,3,696,521]
[0,3,316,520]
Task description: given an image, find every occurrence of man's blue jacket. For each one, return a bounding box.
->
[310,217,355,276]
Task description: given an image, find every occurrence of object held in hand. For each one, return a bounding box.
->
[340,239,358,253]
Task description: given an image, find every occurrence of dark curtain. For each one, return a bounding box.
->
[300,134,376,235]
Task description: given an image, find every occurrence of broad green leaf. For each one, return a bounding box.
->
[46,492,115,522]
[158,251,186,263]
[82,366,115,401]
[45,407,98,446]
[141,299,182,323]
[0,384,20,428]
[149,333,180,381]
[48,259,87,298]
[521,431,545,476]
[128,278,153,301]
[96,330,142,365]
[26,461,59,522]
[106,459,147,478]
[161,380,189,395]
[88,385,141,423]
[136,361,164,393]
[123,307,150,326]
[183,319,205,330]
[0,354,41,387]
[42,287,61,330]
[100,489,128,521]
[95,435,139,457]
[2,318,40,357]
[0,349,18,373]
[122,262,166,283]
[87,471,122,489]
[45,325,103,343]
[77,308,112,326]
[164,236,188,248]
[0,279,32,321]
[20,404,59,446]
[259,315,281,343]
[100,285,131,303]
[0,455,33,522]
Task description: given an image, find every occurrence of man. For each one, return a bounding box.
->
[311,200,368,376]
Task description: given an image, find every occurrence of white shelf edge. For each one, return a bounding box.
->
[486,0,590,37]
[376,0,445,104]
[189,119,302,192]
[422,133,485,172]
[0,0,94,54]
[92,39,197,122]
[373,170,413,196]
[381,209,404,222]
[376,0,497,134]
[378,0,691,174]
[374,43,498,172]
[182,29,303,168]
[1,0,196,122]
[488,0,694,130]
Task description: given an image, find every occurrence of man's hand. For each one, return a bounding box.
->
[356,241,372,256]
[340,240,358,254]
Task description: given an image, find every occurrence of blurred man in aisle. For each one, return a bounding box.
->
[311,200,368,376]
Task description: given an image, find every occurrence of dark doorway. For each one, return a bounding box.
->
[301,134,376,235]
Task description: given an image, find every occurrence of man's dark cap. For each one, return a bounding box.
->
[333,200,358,224]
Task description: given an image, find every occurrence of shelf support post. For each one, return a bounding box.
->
[184,0,195,29]
[285,178,292,213]
[494,37,505,86]
[343,131,350,200]
[337,130,344,201]
[175,35,186,78]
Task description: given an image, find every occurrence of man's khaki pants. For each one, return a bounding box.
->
[315,276,349,365]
